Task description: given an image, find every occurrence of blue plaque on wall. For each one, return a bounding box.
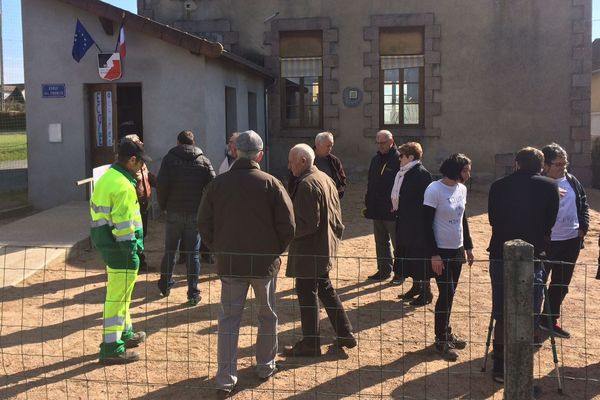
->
[42,84,66,98]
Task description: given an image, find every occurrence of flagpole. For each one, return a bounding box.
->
[115,12,125,53]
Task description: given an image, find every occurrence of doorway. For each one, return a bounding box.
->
[87,83,143,169]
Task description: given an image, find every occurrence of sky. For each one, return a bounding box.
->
[2,0,600,84]
[2,0,136,84]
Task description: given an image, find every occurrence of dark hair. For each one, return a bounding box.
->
[541,143,568,165]
[515,147,544,173]
[439,153,472,180]
[177,130,194,145]
[398,142,423,160]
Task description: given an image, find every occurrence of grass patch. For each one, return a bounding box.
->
[0,133,27,162]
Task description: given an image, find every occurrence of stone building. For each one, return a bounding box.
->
[139,0,593,183]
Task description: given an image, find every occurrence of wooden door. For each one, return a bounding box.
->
[88,84,118,168]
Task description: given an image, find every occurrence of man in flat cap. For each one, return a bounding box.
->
[197,130,295,397]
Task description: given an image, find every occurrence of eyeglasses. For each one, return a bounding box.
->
[551,161,568,168]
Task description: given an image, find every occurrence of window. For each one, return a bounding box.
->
[379,28,424,128]
[225,86,237,138]
[248,92,258,131]
[280,31,323,129]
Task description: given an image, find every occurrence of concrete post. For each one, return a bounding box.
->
[503,239,534,399]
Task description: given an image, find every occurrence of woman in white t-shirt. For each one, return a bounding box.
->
[423,154,474,362]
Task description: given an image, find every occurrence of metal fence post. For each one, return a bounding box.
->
[503,239,534,399]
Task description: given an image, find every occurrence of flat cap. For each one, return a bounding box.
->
[236,130,263,152]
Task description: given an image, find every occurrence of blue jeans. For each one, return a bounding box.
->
[158,212,201,299]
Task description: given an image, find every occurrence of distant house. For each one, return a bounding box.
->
[4,86,26,112]
[22,0,271,209]
[143,0,593,184]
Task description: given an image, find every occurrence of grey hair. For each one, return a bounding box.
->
[123,134,141,143]
[376,130,393,140]
[315,131,334,146]
[237,149,261,161]
[291,143,315,166]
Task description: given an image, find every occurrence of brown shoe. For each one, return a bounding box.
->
[282,341,321,357]
[124,331,146,348]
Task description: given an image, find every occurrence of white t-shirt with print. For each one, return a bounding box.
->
[423,180,467,249]
[551,176,579,241]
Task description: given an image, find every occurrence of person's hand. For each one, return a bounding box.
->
[558,187,567,198]
[466,249,474,266]
[431,255,444,276]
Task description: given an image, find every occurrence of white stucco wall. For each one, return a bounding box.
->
[22,0,265,208]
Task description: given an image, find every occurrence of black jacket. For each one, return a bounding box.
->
[157,144,215,214]
[364,147,400,221]
[288,152,347,199]
[564,172,589,235]
[488,170,559,259]
[394,163,433,247]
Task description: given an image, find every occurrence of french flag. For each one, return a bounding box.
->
[117,23,126,59]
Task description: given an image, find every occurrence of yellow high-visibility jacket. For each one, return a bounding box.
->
[90,164,144,269]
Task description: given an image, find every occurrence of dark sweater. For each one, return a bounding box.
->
[488,170,559,259]
[364,147,400,221]
[157,144,215,214]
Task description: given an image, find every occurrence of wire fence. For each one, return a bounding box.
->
[0,246,599,399]
[0,110,27,207]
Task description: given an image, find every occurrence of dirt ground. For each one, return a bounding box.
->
[1,181,600,399]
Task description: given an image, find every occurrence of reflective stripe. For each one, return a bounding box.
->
[103,332,122,343]
[91,219,112,228]
[114,221,134,230]
[115,233,136,242]
[104,316,125,327]
[91,203,112,214]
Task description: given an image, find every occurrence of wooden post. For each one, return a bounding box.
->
[503,239,534,399]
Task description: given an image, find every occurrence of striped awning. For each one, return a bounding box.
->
[380,55,424,70]
[280,57,323,78]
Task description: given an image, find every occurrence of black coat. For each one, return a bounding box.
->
[488,170,559,259]
[157,144,215,214]
[394,163,433,247]
[565,172,589,235]
[364,147,400,221]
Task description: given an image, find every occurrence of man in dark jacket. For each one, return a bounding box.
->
[365,130,400,282]
[283,143,356,357]
[488,147,559,383]
[288,131,347,199]
[197,130,295,396]
[157,130,215,305]
[539,143,589,339]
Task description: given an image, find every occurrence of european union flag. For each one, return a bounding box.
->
[72,19,96,62]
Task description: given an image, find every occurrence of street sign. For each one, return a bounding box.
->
[42,84,66,98]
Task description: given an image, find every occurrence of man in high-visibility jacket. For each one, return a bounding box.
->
[90,138,151,364]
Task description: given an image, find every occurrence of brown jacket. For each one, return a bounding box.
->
[197,158,295,278]
[135,164,156,210]
[286,166,345,278]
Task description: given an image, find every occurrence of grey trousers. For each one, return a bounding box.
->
[216,276,278,390]
[373,219,397,275]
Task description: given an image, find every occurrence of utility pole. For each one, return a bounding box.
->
[0,0,4,112]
